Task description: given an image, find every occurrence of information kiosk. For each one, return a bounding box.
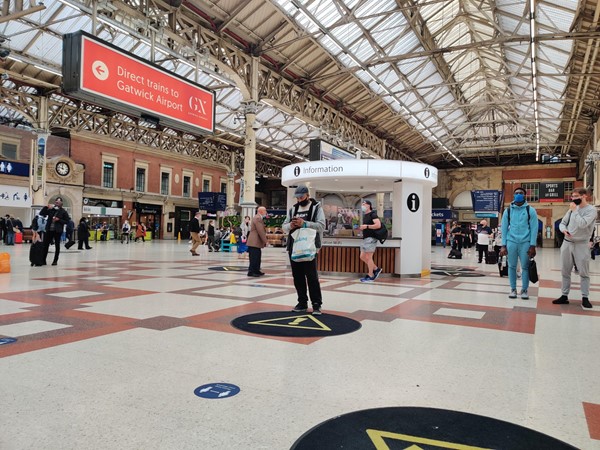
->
[281,160,438,277]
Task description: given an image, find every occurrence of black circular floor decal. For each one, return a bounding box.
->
[291,407,576,450]
[431,266,475,271]
[208,266,248,271]
[431,270,485,277]
[231,311,361,337]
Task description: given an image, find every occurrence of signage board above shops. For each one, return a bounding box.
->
[431,209,456,220]
[135,203,162,214]
[198,192,226,212]
[63,31,215,135]
[471,190,503,212]
[0,184,32,207]
[539,182,564,202]
[0,160,29,177]
[83,205,123,216]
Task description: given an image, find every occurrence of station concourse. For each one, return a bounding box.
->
[2,0,600,448]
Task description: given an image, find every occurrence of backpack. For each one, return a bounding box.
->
[372,224,388,244]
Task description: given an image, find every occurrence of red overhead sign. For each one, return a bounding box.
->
[64,32,215,134]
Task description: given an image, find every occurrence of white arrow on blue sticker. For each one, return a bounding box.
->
[194,383,240,399]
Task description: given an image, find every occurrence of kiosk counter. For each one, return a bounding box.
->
[318,236,401,275]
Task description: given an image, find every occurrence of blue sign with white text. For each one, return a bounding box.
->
[431,209,456,220]
[471,190,503,212]
[194,383,240,399]
[0,160,29,177]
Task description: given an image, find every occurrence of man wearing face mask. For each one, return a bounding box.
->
[553,188,596,309]
[499,187,538,299]
[246,206,268,277]
[39,197,71,266]
[282,185,326,315]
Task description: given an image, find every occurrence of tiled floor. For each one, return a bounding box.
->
[0,242,599,449]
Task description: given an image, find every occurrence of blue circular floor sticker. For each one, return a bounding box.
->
[0,337,17,345]
[194,383,240,399]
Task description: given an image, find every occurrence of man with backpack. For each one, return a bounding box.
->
[499,187,538,300]
[358,200,384,283]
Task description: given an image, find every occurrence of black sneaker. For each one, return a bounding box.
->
[552,295,569,305]
[312,307,322,316]
[373,267,383,280]
[582,297,593,309]
[292,304,308,312]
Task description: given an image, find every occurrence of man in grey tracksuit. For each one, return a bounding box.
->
[553,188,596,309]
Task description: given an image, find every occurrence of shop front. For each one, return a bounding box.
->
[135,202,162,239]
[83,203,124,241]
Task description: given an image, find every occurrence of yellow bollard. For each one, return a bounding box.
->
[0,253,10,273]
[178,231,181,241]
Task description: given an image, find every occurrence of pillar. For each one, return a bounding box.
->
[393,179,432,277]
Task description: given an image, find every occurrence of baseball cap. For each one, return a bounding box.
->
[294,185,309,198]
[362,200,373,208]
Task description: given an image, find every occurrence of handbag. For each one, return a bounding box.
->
[291,227,317,262]
[528,258,539,284]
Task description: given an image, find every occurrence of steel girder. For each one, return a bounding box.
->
[0,83,281,177]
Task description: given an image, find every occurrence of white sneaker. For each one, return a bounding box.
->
[520,289,529,300]
[509,290,517,299]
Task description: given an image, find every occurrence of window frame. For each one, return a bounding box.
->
[521,182,539,203]
[202,176,212,192]
[0,136,19,160]
[101,154,118,189]
[563,181,574,202]
[160,167,172,196]
[135,161,149,193]
[182,171,193,198]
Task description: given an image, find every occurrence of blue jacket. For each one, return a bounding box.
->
[501,202,538,246]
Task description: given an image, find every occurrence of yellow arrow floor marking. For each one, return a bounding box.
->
[248,314,332,331]
[288,317,308,326]
[366,429,491,450]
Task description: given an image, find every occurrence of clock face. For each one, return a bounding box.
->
[56,162,70,176]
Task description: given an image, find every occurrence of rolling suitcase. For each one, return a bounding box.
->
[29,241,45,267]
[15,232,23,244]
[485,251,497,264]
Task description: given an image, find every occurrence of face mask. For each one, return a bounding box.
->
[514,193,525,203]
[54,205,59,210]
[298,199,309,207]
[572,198,582,205]
[361,206,367,213]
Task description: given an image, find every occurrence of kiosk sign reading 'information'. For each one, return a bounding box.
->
[63,32,215,135]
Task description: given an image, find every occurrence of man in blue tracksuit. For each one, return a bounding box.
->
[499,187,538,299]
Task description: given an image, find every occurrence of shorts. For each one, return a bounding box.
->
[360,237,378,253]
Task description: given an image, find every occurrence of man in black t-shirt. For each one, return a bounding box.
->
[358,200,383,282]
[451,221,463,252]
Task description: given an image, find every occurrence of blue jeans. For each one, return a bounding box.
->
[507,241,530,291]
[6,231,14,245]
